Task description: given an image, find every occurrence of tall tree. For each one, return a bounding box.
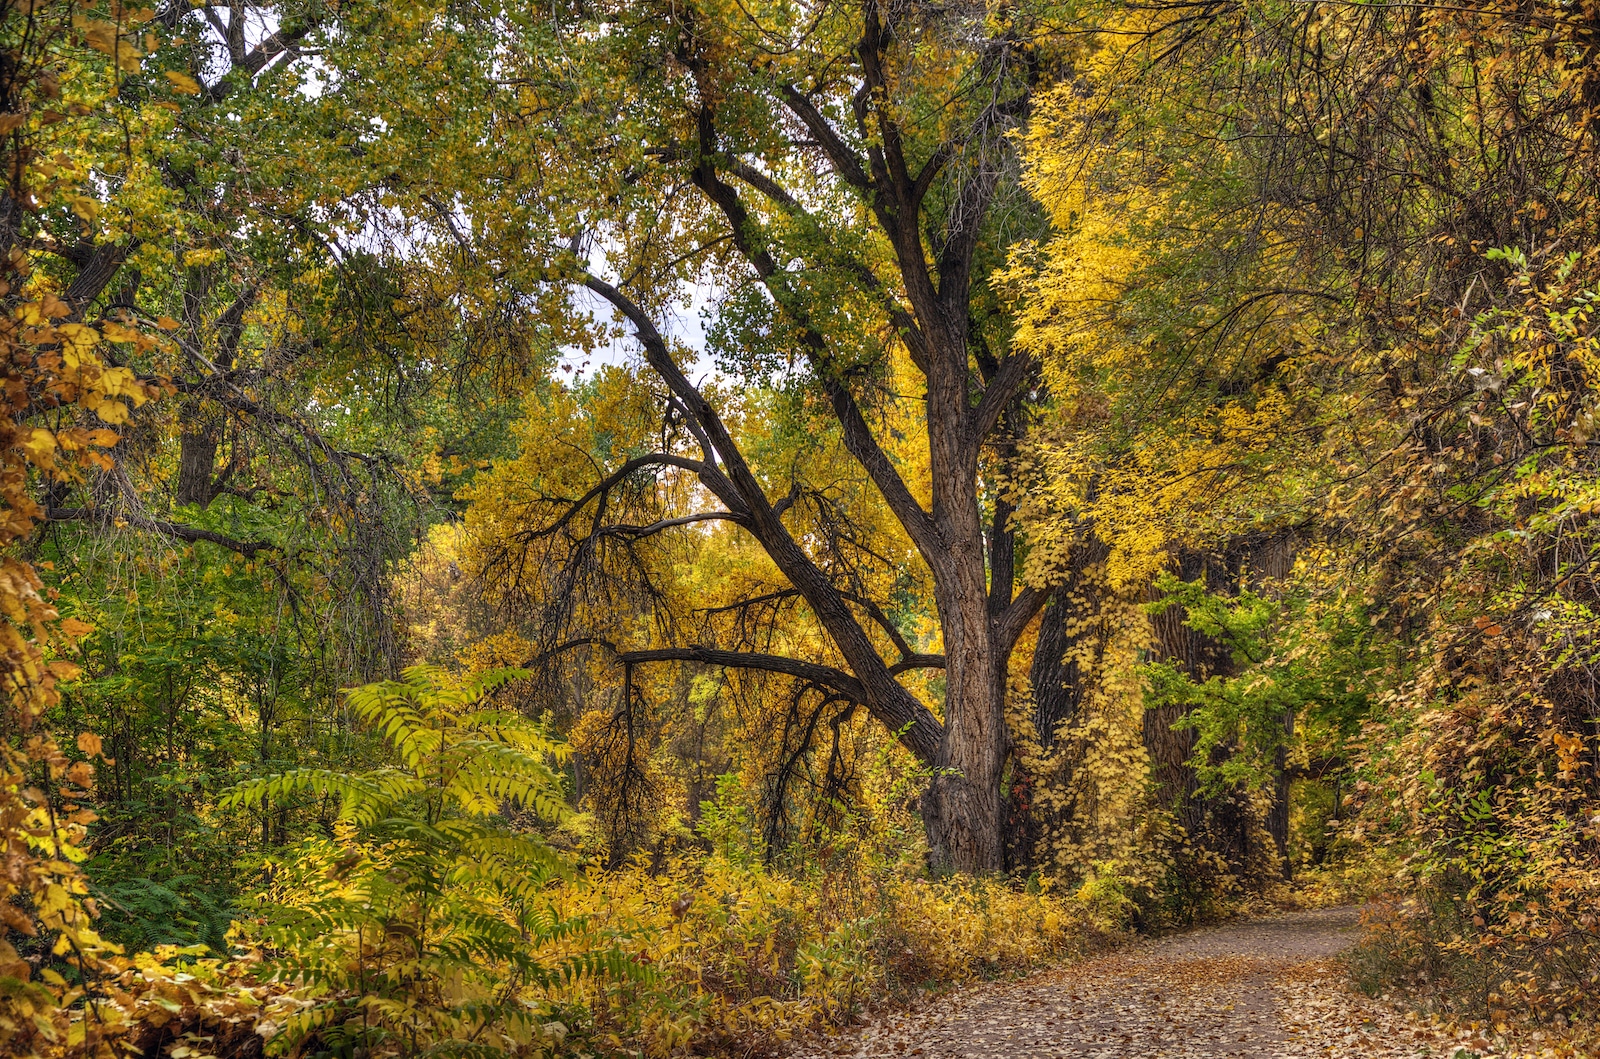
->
[462,0,1071,870]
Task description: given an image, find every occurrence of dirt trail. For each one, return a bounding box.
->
[794,907,1494,1058]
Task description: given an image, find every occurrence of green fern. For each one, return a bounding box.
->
[224,665,625,1057]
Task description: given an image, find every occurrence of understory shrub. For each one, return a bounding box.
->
[30,668,1106,1059]
[555,852,1098,1056]
[1350,891,1600,1050]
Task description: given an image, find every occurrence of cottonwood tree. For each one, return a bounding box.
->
[22,0,544,676]
[462,0,1076,871]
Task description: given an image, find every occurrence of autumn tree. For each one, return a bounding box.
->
[1008,0,1600,942]
[444,0,1085,872]
[12,0,557,945]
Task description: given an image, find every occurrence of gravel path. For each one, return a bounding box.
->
[791,907,1509,1058]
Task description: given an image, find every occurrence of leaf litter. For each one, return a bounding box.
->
[787,908,1578,1059]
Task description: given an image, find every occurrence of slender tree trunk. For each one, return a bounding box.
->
[1269,710,1294,877]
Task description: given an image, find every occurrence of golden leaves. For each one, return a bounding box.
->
[164,70,201,96]
[0,16,177,1046]
[75,16,145,73]
[21,427,57,462]
[1552,731,1584,776]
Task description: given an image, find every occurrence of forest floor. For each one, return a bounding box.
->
[789,907,1547,1059]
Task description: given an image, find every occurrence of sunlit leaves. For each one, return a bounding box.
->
[224,665,592,1056]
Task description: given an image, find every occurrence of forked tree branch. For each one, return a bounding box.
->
[574,269,947,765]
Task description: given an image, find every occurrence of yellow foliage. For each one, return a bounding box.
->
[1005,573,1171,890]
[548,849,1098,1057]
[1001,21,1326,589]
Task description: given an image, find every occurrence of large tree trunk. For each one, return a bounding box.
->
[1146,534,1299,879]
[557,0,1047,877]
[915,393,1006,869]
[1247,534,1296,878]
[1004,535,1111,871]
[924,578,1008,872]
[1145,549,1254,875]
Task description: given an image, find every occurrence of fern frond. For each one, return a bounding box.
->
[344,680,436,768]
[454,830,570,883]
[443,740,569,820]
[457,709,571,761]
[221,768,421,826]
[455,665,528,702]
[238,664,608,1059]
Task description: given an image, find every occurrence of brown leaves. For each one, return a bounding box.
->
[790,908,1593,1059]
[792,909,1372,1059]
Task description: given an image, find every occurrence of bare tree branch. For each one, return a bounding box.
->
[47,506,277,558]
[598,510,748,541]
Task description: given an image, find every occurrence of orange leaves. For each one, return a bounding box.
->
[74,14,147,74]
[54,426,118,451]
[17,292,71,323]
[97,320,139,344]
[163,70,201,96]
[59,617,94,640]
[1552,731,1584,777]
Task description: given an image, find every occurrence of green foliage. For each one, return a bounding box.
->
[1142,573,1373,799]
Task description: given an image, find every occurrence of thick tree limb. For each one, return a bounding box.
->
[973,352,1033,441]
[777,86,873,192]
[241,18,318,75]
[617,645,942,764]
[64,242,136,317]
[685,121,945,567]
[995,584,1049,652]
[889,653,946,676]
[618,646,866,701]
[577,276,748,505]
